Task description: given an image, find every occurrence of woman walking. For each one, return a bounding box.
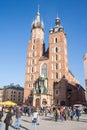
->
[32,109,38,130]
[4,108,13,130]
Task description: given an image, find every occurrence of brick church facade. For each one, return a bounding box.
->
[24,9,86,107]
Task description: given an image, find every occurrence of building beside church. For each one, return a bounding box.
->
[3,84,24,105]
[24,9,86,107]
[0,88,4,102]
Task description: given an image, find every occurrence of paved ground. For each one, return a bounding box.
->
[2,113,87,130]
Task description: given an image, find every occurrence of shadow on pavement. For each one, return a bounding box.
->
[10,125,16,129]
[22,119,32,123]
[11,124,30,130]
[41,117,53,121]
[77,119,87,123]
[20,125,29,130]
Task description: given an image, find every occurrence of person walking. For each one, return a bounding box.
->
[75,107,81,121]
[32,109,38,130]
[0,106,3,130]
[14,106,22,129]
[53,107,59,122]
[69,107,74,120]
[27,106,31,116]
[4,107,13,130]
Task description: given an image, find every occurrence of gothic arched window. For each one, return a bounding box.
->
[41,63,47,77]
[55,47,58,53]
[54,37,58,43]
[56,73,58,79]
[56,63,58,70]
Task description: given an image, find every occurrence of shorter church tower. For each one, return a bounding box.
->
[48,17,68,103]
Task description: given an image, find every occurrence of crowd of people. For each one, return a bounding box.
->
[0,104,85,130]
[52,106,81,122]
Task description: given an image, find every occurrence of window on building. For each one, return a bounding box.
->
[32,59,34,64]
[32,45,35,50]
[27,84,30,88]
[32,67,34,72]
[55,90,59,95]
[56,64,58,70]
[56,73,58,79]
[41,63,47,77]
[32,52,34,57]
[55,47,58,53]
[31,75,33,80]
[54,37,58,43]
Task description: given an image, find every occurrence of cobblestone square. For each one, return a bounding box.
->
[2,114,87,130]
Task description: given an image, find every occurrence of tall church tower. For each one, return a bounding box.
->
[48,17,68,103]
[24,9,44,104]
[83,52,87,91]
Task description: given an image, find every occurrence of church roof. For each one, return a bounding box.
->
[39,56,48,61]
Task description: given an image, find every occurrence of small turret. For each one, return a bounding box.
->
[55,17,60,26]
[49,17,64,33]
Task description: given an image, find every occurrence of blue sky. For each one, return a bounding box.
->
[0,0,87,88]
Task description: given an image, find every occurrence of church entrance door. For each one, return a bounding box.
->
[35,98,40,107]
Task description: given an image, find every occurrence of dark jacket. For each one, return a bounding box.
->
[4,112,13,125]
[0,111,3,121]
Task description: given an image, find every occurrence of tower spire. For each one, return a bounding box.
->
[31,5,44,31]
[38,4,40,14]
